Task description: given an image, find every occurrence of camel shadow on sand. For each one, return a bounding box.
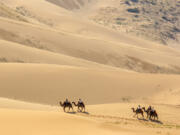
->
[81,111,90,115]
[66,111,90,115]
[77,111,90,115]
[149,119,163,124]
[137,118,148,121]
[137,118,163,124]
[66,111,77,114]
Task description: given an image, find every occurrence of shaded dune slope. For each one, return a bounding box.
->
[1,63,180,105]
[0,17,180,73]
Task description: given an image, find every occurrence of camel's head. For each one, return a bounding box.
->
[59,101,63,106]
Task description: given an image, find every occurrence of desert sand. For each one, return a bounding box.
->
[0,99,180,135]
[0,0,180,135]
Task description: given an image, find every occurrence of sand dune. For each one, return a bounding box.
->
[0,63,180,105]
[46,0,93,10]
[0,99,180,135]
[0,0,180,135]
[0,2,28,22]
[0,98,55,110]
[0,108,128,135]
[0,39,112,68]
[0,0,180,73]
[0,16,180,73]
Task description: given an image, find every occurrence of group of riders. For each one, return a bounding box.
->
[60,99,158,120]
[60,98,85,112]
[64,98,83,105]
[134,105,158,120]
[137,105,155,112]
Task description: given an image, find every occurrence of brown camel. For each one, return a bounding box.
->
[142,107,158,120]
[149,110,158,120]
[131,107,144,118]
[142,107,150,118]
[59,101,74,112]
[72,102,85,112]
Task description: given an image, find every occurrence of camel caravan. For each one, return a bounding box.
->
[59,99,158,121]
[131,105,158,120]
[59,98,85,113]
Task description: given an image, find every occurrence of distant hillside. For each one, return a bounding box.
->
[0,0,180,74]
[91,0,180,45]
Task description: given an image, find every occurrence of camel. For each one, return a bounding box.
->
[149,110,158,120]
[142,107,150,118]
[72,102,85,112]
[142,107,158,120]
[131,107,144,118]
[59,101,74,112]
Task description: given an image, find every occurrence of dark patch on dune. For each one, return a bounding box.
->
[0,2,28,22]
[0,57,24,63]
[46,0,92,10]
[0,29,51,51]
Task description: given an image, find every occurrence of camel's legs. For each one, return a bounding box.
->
[149,115,152,120]
[71,107,74,112]
[135,113,138,118]
[154,115,158,120]
[78,106,80,112]
[69,106,73,112]
[142,113,144,118]
[146,112,149,119]
[80,107,83,112]
[68,107,70,112]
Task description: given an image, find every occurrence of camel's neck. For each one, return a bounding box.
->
[59,102,64,107]
[73,102,77,106]
[132,108,136,112]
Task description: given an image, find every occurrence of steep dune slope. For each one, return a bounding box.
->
[0,39,110,68]
[46,0,94,10]
[0,0,180,73]
[0,2,28,22]
[0,98,55,110]
[0,16,180,73]
[1,63,180,105]
[0,0,180,105]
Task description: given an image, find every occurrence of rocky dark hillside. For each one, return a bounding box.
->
[91,0,180,45]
